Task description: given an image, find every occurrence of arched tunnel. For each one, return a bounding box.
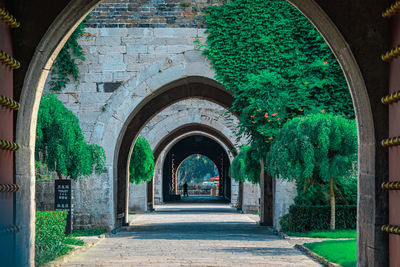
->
[162,135,231,202]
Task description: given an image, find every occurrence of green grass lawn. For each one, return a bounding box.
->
[70,228,107,237]
[304,239,356,267]
[285,229,356,239]
[64,236,84,246]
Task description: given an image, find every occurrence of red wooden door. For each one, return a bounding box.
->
[382,4,400,266]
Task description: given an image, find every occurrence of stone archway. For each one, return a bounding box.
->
[150,126,238,208]
[13,0,382,265]
[159,135,231,202]
[130,127,239,212]
[128,98,243,212]
[138,99,243,155]
[111,76,234,226]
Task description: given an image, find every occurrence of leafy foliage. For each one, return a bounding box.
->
[35,161,53,181]
[279,205,356,232]
[129,136,155,184]
[36,93,106,179]
[35,211,71,266]
[202,0,357,231]
[266,114,357,199]
[229,146,260,184]
[63,236,84,246]
[177,154,218,185]
[201,0,354,151]
[229,148,247,183]
[267,114,357,229]
[49,15,90,91]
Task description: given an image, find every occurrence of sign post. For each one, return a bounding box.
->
[55,180,73,234]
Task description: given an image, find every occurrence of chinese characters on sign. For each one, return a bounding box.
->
[55,180,73,234]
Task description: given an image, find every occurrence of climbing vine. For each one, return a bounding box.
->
[201,0,355,153]
[49,15,91,91]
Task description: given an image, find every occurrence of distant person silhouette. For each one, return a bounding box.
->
[183,182,189,197]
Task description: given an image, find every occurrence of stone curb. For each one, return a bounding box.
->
[278,231,290,239]
[294,244,342,267]
[277,231,354,241]
[45,234,106,267]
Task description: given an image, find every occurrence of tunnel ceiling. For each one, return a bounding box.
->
[169,135,229,169]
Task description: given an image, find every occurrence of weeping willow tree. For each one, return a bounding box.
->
[129,136,155,184]
[36,93,106,179]
[266,113,357,230]
[229,145,261,184]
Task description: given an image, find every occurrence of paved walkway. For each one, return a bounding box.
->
[62,198,320,266]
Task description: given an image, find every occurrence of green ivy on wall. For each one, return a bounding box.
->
[49,15,92,92]
[201,0,355,152]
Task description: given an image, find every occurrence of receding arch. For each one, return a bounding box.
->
[174,154,221,197]
[153,123,238,163]
[134,99,242,210]
[160,135,231,201]
[114,77,234,225]
[151,130,239,205]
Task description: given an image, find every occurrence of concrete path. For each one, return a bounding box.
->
[62,199,320,266]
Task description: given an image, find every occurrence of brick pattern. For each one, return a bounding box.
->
[87,0,224,28]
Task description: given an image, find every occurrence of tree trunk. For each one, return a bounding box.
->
[330,178,335,230]
[56,170,62,180]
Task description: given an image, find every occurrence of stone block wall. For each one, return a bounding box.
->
[242,181,260,214]
[273,178,297,230]
[153,152,164,205]
[36,173,113,230]
[46,26,210,141]
[41,26,212,229]
[230,179,239,207]
[35,180,55,212]
[129,182,147,212]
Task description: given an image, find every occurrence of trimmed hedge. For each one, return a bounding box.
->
[280,205,356,232]
[35,211,71,266]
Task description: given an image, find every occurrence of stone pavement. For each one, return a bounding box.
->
[61,199,321,266]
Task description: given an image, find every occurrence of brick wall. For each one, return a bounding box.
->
[87,0,224,28]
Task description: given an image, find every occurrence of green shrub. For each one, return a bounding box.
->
[35,211,71,266]
[71,228,107,236]
[229,145,261,184]
[280,205,356,232]
[63,236,84,246]
[129,136,154,184]
[36,93,106,180]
